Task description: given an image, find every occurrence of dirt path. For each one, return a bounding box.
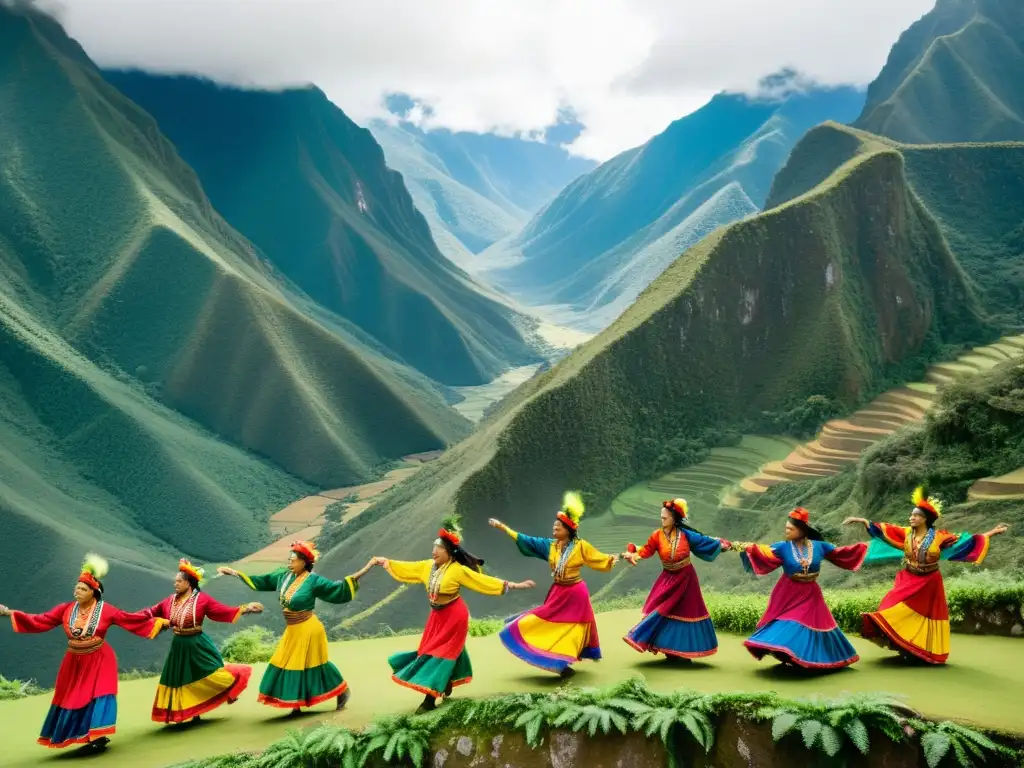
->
[236,457,435,569]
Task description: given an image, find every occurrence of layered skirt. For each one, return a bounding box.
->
[624,566,718,658]
[152,632,251,723]
[862,568,950,664]
[744,577,858,669]
[258,613,347,708]
[37,643,119,748]
[389,597,473,698]
[499,581,600,673]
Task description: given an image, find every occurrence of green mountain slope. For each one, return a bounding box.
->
[767,122,1024,326]
[314,138,993,631]
[478,86,865,332]
[370,121,596,266]
[856,0,1024,143]
[102,72,544,386]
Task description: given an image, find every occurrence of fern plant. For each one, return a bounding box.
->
[359,714,433,768]
[914,719,1016,768]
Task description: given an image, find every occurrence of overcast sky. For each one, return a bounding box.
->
[42,0,934,160]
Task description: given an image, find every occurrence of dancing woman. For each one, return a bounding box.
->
[217,541,374,712]
[0,554,168,751]
[488,491,619,677]
[733,508,867,669]
[143,559,264,724]
[844,487,1009,664]
[621,498,731,659]
[373,515,535,713]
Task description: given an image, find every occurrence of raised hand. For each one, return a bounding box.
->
[246,602,265,614]
[487,518,504,529]
[518,580,536,590]
[0,604,10,616]
[217,566,239,578]
[843,517,869,527]
[988,524,1010,536]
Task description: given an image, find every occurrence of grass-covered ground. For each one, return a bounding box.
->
[4,609,1022,768]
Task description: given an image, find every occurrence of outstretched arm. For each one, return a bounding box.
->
[822,540,869,571]
[683,528,727,562]
[579,540,618,573]
[0,603,67,634]
[489,518,553,561]
[217,566,285,592]
[941,523,1009,564]
[732,542,784,576]
[372,558,431,585]
[201,593,263,623]
[844,518,908,551]
[456,567,535,597]
[109,606,169,640]
[622,532,659,566]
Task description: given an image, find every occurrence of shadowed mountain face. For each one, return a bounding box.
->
[0,4,475,679]
[856,0,1024,143]
[370,120,596,266]
[477,86,865,332]
[102,72,544,386]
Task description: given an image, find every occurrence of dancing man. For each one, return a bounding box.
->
[218,541,374,713]
[622,498,731,660]
[844,487,1009,664]
[0,554,167,751]
[372,514,534,713]
[733,508,867,669]
[489,491,618,677]
[144,559,264,724]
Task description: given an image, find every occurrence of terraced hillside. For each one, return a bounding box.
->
[478,85,865,332]
[103,71,544,385]
[0,5,469,681]
[371,120,595,267]
[731,336,1024,502]
[309,122,994,636]
[766,122,1024,326]
[856,0,1024,144]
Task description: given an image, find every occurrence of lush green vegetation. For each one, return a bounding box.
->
[220,627,280,665]
[0,676,46,702]
[170,679,1020,768]
[856,0,1024,145]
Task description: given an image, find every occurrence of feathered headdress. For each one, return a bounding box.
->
[663,498,689,520]
[437,513,463,548]
[557,491,586,531]
[911,486,943,520]
[178,558,205,585]
[290,540,320,565]
[78,553,109,594]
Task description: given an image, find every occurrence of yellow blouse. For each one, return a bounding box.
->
[383,559,509,607]
[502,527,615,584]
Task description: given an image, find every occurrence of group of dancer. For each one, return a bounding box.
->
[0,486,1009,752]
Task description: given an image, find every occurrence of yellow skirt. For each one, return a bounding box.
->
[257,614,347,708]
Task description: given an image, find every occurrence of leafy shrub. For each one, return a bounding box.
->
[0,675,48,700]
[219,627,278,663]
[118,668,160,681]
[758,395,842,439]
[468,617,504,637]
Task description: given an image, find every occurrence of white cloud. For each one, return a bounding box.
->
[41,0,935,160]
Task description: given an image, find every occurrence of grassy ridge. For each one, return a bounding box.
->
[315,137,994,635]
[856,0,1024,144]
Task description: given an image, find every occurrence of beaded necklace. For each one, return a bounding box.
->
[790,539,814,575]
[553,540,576,580]
[906,528,936,565]
[667,528,680,560]
[69,600,103,638]
[427,561,450,603]
[279,571,309,607]
[169,590,199,628]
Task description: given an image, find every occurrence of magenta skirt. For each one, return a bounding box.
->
[499,581,601,673]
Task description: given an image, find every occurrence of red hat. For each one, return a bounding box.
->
[438,528,462,547]
[290,541,320,564]
[663,499,688,519]
[787,507,823,541]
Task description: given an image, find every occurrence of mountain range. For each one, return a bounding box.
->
[371,120,596,268]
[477,83,866,331]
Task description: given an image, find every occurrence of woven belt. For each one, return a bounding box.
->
[283,609,313,625]
[789,572,820,583]
[429,598,460,610]
[173,627,203,636]
[903,559,939,575]
[67,637,104,654]
[553,578,582,586]
[662,557,692,572]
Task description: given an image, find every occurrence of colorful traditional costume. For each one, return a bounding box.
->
[738,509,867,669]
[5,555,167,748]
[860,488,993,664]
[143,560,254,723]
[382,517,514,699]
[623,499,727,659]
[232,541,357,709]
[497,492,616,674]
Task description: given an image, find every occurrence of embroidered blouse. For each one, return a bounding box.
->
[740,540,868,581]
[866,522,990,573]
[630,527,724,570]
[9,601,166,652]
[235,568,357,612]
[142,590,245,635]
[383,560,509,607]
[500,527,615,584]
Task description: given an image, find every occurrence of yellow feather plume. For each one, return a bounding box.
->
[561,491,585,524]
[911,486,925,507]
[81,553,109,580]
[911,486,943,516]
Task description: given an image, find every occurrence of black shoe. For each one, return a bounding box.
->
[415,694,437,715]
[90,737,110,752]
[336,689,351,710]
[443,681,453,697]
[559,667,575,679]
[288,708,303,717]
